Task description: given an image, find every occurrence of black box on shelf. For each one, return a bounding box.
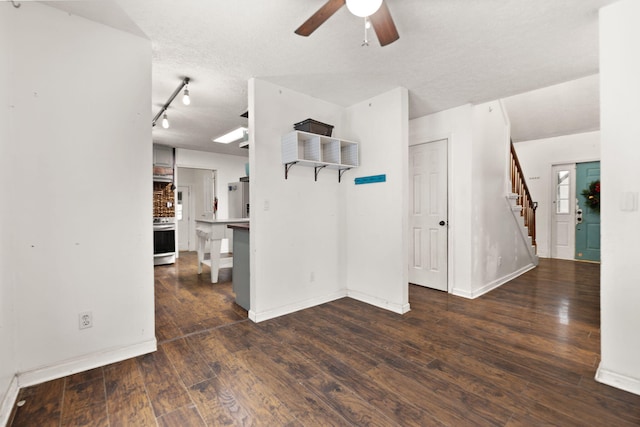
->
[293,118,334,137]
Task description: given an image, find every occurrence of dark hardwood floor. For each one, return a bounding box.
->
[9,255,640,426]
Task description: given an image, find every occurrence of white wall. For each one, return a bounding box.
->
[3,3,155,389]
[0,3,18,423]
[513,131,601,257]
[410,105,474,295]
[248,80,409,321]
[597,0,640,395]
[249,79,347,321]
[343,88,410,313]
[471,101,534,295]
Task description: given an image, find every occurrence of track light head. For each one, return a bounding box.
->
[182,87,190,106]
[162,112,169,129]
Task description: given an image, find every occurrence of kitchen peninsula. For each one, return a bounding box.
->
[195,218,249,283]
[227,223,249,310]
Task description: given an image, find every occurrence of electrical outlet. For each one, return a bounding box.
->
[79,311,93,330]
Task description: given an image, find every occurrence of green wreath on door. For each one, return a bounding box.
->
[581,180,600,213]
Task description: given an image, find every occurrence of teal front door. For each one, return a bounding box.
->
[575,161,600,262]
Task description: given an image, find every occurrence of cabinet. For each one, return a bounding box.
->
[281,130,359,182]
[153,145,174,182]
[153,144,174,167]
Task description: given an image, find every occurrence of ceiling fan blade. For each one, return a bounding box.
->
[370,1,399,46]
[295,0,346,36]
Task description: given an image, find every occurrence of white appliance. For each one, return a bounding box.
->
[228,181,249,218]
[153,217,176,265]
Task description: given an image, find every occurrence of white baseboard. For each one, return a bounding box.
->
[596,363,640,396]
[347,290,411,315]
[0,375,19,427]
[249,290,348,323]
[451,287,473,299]
[451,263,536,299]
[17,339,157,389]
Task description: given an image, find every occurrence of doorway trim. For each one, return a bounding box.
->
[177,185,192,252]
[546,156,600,260]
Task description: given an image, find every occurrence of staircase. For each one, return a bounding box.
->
[509,141,538,261]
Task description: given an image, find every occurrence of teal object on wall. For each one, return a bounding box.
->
[355,174,386,185]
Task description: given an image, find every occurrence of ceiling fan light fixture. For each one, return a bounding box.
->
[346,0,382,17]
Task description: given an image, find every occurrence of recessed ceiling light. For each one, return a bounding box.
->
[213,127,248,144]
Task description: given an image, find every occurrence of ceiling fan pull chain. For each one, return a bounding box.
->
[362,17,370,46]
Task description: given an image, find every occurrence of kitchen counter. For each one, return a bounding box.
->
[228,223,249,310]
[195,218,249,225]
[227,223,250,231]
[195,218,249,283]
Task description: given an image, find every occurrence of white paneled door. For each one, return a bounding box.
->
[409,139,448,291]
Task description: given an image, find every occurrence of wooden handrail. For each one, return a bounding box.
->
[510,141,538,252]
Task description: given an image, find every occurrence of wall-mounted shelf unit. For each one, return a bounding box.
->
[282,130,359,182]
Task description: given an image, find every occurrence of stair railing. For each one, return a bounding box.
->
[510,141,538,252]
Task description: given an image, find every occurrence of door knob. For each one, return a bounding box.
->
[439,220,446,226]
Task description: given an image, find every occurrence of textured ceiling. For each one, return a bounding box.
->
[503,74,600,143]
[49,0,614,156]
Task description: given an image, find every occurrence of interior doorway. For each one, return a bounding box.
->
[550,161,601,262]
[176,167,217,251]
[408,139,448,291]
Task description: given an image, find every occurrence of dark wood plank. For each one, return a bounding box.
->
[135,346,192,417]
[238,345,354,426]
[103,358,157,426]
[157,405,206,427]
[188,376,249,426]
[213,349,297,425]
[10,378,64,427]
[155,305,183,342]
[161,338,215,387]
[65,367,103,389]
[303,372,398,427]
[60,377,109,427]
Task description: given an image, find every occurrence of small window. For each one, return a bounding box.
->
[556,171,570,214]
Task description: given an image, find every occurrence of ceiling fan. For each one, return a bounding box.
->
[295,0,399,47]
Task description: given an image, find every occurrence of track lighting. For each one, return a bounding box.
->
[152,77,190,128]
